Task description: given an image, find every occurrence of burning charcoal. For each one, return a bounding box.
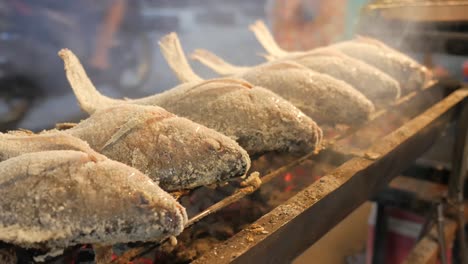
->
[0,247,16,264]
[0,105,251,191]
[59,39,322,156]
[0,150,187,253]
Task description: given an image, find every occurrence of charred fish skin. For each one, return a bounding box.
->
[331,41,426,91]
[292,53,401,105]
[0,132,104,163]
[148,81,323,156]
[240,62,375,126]
[0,151,187,250]
[65,104,251,191]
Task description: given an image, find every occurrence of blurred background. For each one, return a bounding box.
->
[0,0,376,132]
[0,0,464,131]
[0,0,465,130]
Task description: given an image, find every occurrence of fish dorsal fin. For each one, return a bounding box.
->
[6,129,34,136]
[294,47,349,60]
[191,49,248,75]
[354,35,389,49]
[158,33,203,83]
[249,20,289,58]
[260,61,305,71]
[191,78,253,90]
[56,122,78,130]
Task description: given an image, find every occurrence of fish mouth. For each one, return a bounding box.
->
[156,147,250,191]
[152,202,188,237]
[217,152,251,182]
[175,203,188,230]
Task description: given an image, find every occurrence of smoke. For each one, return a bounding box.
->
[356,5,420,50]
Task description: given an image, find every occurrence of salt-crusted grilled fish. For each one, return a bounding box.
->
[59,35,322,156]
[286,50,401,106]
[0,106,251,191]
[330,37,430,92]
[65,104,251,190]
[190,50,375,125]
[0,150,187,250]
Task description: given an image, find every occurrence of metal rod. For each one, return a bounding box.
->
[437,202,448,264]
[187,150,317,227]
[448,96,468,264]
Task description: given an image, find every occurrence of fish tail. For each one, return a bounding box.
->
[58,49,121,114]
[249,20,289,58]
[158,33,203,83]
[190,49,246,75]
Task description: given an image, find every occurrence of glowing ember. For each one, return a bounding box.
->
[284,173,293,182]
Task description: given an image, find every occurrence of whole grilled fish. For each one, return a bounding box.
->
[280,50,401,106]
[191,49,375,125]
[239,61,375,125]
[330,37,430,92]
[0,150,187,250]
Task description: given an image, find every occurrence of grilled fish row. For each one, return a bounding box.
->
[60,36,323,156]
[191,20,430,122]
[1,23,428,254]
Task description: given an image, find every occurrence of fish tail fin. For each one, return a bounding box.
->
[58,49,119,114]
[158,33,203,83]
[258,52,277,62]
[249,20,289,58]
[190,49,246,75]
